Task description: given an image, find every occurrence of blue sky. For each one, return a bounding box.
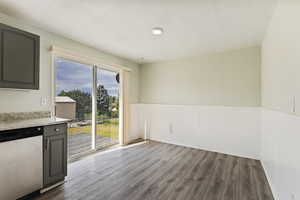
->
[56,58,119,96]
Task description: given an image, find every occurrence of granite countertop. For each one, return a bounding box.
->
[0,117,71,132]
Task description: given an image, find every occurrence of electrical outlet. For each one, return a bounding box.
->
[291,194,295,200]
[293,96,296,113]
[41,97,47,106]
[169,123,173,134]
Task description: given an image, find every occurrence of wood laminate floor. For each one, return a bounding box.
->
[34,141,274,200]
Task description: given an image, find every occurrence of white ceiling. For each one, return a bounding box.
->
[0,0,276,63]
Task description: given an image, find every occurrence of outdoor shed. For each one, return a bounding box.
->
[55,96,76,120]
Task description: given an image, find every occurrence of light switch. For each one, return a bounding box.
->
[41,97,47,106]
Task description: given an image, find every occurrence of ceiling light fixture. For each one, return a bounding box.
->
[152,27,164,36]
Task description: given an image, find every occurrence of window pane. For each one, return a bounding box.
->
[96,68,119,149]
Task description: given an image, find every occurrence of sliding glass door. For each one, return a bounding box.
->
[55,58,93,158]
[55,57,121,159]
[96,68,120,149]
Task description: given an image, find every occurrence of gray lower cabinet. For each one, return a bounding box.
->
[43,124,67,187]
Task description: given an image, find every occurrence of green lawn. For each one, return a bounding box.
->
[68,118,119,139]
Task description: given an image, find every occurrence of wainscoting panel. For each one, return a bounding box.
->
[261,109,300,200]
[130,104,261,159]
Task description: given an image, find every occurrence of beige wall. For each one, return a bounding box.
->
[0,12,140,113]
[261,0,300,115]
[140,46,261,106]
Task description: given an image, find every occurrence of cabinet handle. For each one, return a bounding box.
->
[47,138,50,150]
[55,128,60,132]
[44,139,47,150]
[45,138,50,151]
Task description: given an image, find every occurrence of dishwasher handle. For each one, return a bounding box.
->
[0,126,43,143]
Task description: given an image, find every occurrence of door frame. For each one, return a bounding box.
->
[50,46,128,153]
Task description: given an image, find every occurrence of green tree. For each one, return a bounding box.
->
[96,85,110,117]
[58,90,92,120]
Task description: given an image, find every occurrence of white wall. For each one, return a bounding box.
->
[0,12,140,113]
[261,1,300,199]
[131,104,261,159]
[129,104,144,142]
[261,109,300,200]
[140,46,261,106]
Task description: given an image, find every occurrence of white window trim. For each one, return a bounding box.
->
[50,46,132,72]
[50,46,128,152]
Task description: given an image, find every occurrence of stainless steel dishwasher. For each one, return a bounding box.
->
[0,126,43,200]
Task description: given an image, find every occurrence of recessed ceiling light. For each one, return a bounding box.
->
[152,27,164,36]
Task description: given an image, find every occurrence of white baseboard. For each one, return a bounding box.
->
[150,138,258,160]
[261,161,278,200]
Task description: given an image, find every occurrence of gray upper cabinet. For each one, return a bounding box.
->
[0,23,40,90]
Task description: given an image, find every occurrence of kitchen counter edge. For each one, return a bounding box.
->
[0,117,71,132]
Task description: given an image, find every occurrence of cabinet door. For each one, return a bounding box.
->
[0,23,39,89]
[43,134,67,187]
